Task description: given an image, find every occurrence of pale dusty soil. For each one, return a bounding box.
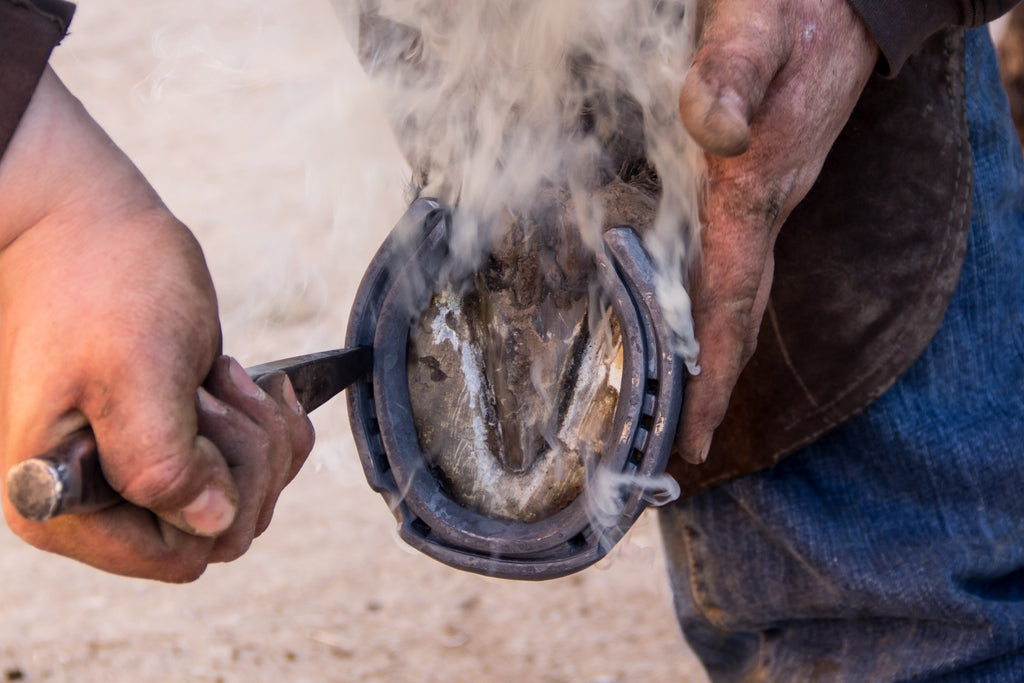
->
[0,1,707,681]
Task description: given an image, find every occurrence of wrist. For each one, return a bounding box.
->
[0,67,166,252]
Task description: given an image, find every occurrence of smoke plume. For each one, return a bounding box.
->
[337,0,703,370]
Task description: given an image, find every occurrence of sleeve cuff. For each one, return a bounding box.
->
[846,0,1018,76]
[0,0,76,161]
[845,0,959,76]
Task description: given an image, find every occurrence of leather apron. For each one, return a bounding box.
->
[670,28,972,496]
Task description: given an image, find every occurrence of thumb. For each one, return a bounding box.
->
[89,371,238,538]
[679,1,792,156]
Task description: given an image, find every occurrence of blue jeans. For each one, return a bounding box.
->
[659,28,1024,682]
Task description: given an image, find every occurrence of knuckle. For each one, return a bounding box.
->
[695,20,785,100]
[152,519,215,581]
[240,398,289,449]
[713,172,785,217]
[117,451,198,511]
[209,532,253,564]
[700,282,757,325]
[261,409,301,475]
[264,408,290,442]
[247,426,275,457]
[720,294,757,334]
[255,506,276,538]
[157,559,208,584]
[280,416,315,485]
[711,50,765,112]
[293,417,316,459]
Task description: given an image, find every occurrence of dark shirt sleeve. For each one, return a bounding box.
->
[847,0,1019,75]
[0,0,75,162]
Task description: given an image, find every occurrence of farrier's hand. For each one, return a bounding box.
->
[674,0,879,464]
[0,68,314,581]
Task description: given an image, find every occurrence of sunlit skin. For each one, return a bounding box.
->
[0,68,314,582]
[673,0,879,464]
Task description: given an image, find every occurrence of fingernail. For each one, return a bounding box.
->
[698,439,712,463]
[196,387,229,415]
[181,487,236,536]
[281,375,303,415]
[683,439,712,465]
[680,75,751,157]
[228,357,265,399]
[717,87,748,120]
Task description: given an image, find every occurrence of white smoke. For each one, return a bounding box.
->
[587,469,681,552]
[337,0,703,370]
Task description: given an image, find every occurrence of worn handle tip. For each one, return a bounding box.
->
[5,431,117,522]
[7,459,63,522]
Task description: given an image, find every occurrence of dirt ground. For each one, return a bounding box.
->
[0,1,707,681]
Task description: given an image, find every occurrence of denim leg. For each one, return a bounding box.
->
[660,28,1024,682]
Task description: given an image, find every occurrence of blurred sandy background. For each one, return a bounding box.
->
[0,1,705,680]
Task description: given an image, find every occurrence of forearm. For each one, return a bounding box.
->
[847,0,1019,74]
[0,68,169,253]
[0,0,315,582]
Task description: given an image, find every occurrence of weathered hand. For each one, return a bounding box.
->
[674,0,879,463]
[0,68,314,581]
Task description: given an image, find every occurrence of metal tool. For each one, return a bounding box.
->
[6,347,372,523]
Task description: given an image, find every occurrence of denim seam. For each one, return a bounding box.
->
[681,511,772,682]
[680,511,729,631]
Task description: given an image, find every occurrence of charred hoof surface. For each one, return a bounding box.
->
[347,198,684,580]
